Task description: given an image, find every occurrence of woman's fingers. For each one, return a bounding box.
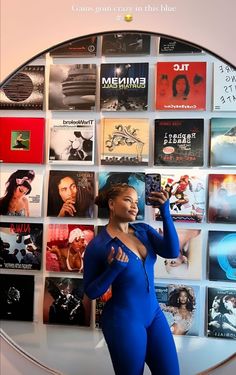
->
[108,246,129,263]
[116,247,129,263]
[107,246,115,264]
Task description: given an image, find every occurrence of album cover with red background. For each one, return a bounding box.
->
[156,61,206,111]
[0,117,45,163]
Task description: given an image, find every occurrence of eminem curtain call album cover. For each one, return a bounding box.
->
[100,62,149,111]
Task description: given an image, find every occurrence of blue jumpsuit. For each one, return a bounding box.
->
[83,201,180,375]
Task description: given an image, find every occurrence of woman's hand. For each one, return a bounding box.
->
[107,246,129,264]
[148,188,169,207]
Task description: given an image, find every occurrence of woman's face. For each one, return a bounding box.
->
[223,298,234,311]
[179,290,188,305]
[109,187,138,222]
[176,78,187,95]
[14,185,29,198]
[212,298,220,310]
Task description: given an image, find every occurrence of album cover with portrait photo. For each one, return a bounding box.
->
[50,36,97,57]
[0,66,45,110]
[100,62,149,111]
[0,117,45,163]
[101,118,149,165]
[47,170,95,218]
[102,33,151,55]
[0,168,43,217]
[48,118,95,164]
[155,283,200,336]
[208,230,236,282]
[154,172,206,223]
[154,228,202,280]
[43,276,91,326]
[46,223,94,273]
[208,174,236,224]
[98,171,145,219]
[155,61,206,110]
[209,118,236,167]
[0,274,34,321]
[154,118,204,167]
[0,222,43,270]
[207,287,236,340]
[49,64,96,110]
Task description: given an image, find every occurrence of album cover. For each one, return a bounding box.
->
[49,64,96,110]
[0,168,43,217]
[0,66,45,110]
[154,228,202,280]
[0,222,43,270]
[209,118,236,167]
[100,62,149,111]
[155,283,200,336]
[101,118,149,165]
[208,231,236,282]
[159,37,202,54]
[208,174,236,223]
[156,61,206,110]
[102,33,151,55]
[98,171,145,219]
[48,118,95,164]
[50,36,97,57]
[43,276,91,326]
[46,224,94,273]
[213,62,236,111]
[47,170,94,218]
[0,274,34,321]
[0,117,45,164]
[154,172,206,223]
[95,287,112,329]
[154,118,204,166]
[207,287,236,339]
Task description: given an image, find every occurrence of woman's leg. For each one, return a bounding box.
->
[102,319,147,375]
[146,310,180,375]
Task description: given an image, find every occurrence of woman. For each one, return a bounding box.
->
[0,170,35,216]
[221,295,236,338]
[172,74,190,100]
[83,183,180,375]
[161,287,195,335]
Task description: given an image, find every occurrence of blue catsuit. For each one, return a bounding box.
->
[83,201,180,375]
